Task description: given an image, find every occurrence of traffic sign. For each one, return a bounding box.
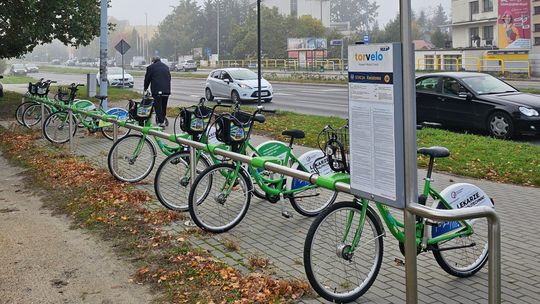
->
[330,39,343,46]
[205,47,212,58]
[115,39,131,55]
[363,34,369,44]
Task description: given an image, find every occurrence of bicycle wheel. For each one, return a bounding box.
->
[304,201,384,303]
[289,185,337,217]
[22,103,51,128]
[101,125,131,140]
[154,151,211,212]
[188,163,252,233]
[107,134,156,183]
[101,108,132,140]
[43,111,77,144]
[15,101,36,125]
[431,215,489,278]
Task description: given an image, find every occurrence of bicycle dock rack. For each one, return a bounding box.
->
[44,104,501,304]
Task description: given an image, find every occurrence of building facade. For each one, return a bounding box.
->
[452,0,539,51]
[261,0,331,27]
[534,0,540,52]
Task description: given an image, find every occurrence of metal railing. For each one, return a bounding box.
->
[416,57,531,78]
[34,100,501,304]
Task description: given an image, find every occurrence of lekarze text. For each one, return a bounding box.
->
[457,192,484,208]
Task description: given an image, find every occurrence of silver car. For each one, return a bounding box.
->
[205,68,273,103]
[176,59,197,72]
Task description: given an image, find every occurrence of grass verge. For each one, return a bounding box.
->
[168,105,540,186]
[0,91,25,119]
[521,88,540,95]
[255,110,540,186]
[1,75,36,84]
[0,126,309,303]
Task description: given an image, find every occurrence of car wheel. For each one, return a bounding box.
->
[205,88,214,101]
[487,111,514,139]
[231,91,242,104]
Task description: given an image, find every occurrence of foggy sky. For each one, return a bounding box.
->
[109,0,450,27]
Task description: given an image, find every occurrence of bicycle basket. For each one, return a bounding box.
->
[318,124,350,173]
[215,111,252,145]
[36,84,49,96]
[179,105,212,134]
[137,95,154,117]
[28,83,38,95]
[128,95,154,125]
[56,87,71,103]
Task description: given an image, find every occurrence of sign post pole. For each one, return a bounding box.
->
[399,0,419,302]
[115,40,131,89]
[348,1,418,302]
[341,42,344,73]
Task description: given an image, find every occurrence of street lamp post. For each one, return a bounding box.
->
[216,0,220,61]
[145,12,149,62]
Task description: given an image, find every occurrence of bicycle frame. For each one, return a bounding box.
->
[343,178,475,255]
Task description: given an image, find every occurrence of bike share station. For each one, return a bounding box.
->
[35,0,500,303]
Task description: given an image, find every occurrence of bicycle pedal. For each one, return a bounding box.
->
[281,211,293,219]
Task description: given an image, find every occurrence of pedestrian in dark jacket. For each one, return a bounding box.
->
[143,56,171,127]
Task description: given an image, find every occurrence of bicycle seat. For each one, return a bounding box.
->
[95,95,108,100]
[282,129,305,139]
[253,114,266,123]
[417,146,450,158]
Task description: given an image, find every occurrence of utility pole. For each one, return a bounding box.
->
[145,12,149,61]
[99,0,108,110]
[217,0,220,61]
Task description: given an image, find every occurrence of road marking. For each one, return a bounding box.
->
[273,93,293,96]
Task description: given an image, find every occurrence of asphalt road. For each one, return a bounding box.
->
[32,71,540,119]
[34,71,350,117]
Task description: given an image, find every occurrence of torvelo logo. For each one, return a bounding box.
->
[354,46,390,62]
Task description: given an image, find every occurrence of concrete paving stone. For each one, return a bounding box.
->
[4,116,536,304]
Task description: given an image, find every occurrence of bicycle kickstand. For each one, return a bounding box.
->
[280,194,292,219]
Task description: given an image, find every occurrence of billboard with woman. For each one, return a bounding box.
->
[498,0,531,49]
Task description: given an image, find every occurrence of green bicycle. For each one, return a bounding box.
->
[187,106,338,233]
[107,93,190,183]
[153,97,240,211]
[15,78,47,126]
[20,80,60,128]
[42,85,132,144]
[303,124,492,303]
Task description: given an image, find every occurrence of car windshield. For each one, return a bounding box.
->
[13,64,24,69]
[228,69,258,80]
[26,64,37,68]
[461,75,518,95]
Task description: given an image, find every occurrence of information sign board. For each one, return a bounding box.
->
[348,43,405,209]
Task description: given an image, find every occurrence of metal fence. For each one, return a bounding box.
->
[416,57,531,78]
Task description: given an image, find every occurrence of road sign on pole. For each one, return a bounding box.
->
[115,39,131,55]
[330,39,343,46]
[363,34,369,44]
[115,39,131,88]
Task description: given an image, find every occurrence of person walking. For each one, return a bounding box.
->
[143,56,171,127]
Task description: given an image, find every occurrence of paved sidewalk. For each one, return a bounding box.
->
[2,114,540,303]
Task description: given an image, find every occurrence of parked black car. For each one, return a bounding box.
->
[416,72,540,139]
